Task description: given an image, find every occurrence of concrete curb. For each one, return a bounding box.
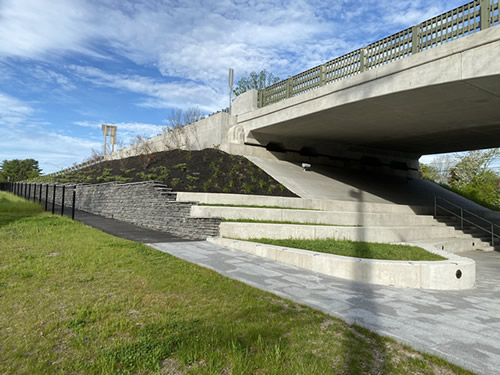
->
[208,238,475,290]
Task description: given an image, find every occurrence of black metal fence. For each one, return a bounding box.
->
[0,182,77,220]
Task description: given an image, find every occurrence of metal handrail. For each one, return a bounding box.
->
[434,195,499,246]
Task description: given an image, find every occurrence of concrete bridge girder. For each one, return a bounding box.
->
[234,26,500,158]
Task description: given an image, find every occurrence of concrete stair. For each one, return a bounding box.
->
[151,182,177,201]
[180,192,497,253]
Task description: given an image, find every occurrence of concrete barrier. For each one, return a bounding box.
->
[209,238,475,290]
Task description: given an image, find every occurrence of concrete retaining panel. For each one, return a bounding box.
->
[219,222,460,243]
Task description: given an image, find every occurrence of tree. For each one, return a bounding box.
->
[163,107,202,130]
[161,107,202,149]
[233,70,281,96]
[0,159,42,182]
[449,148,499,187]
[422,148,500,210]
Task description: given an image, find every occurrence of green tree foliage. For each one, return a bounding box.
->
[0,159,42,182]
[421,148,500,210]
[420,163,440,182]
[233,70,281,96]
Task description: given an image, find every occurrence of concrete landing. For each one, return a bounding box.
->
[150,240,500,375]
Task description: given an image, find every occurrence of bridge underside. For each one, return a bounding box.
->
[249,74,500,156]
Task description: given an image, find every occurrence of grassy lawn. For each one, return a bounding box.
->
[199,203,318,210]
[0,192,467,374]
[222,219,354,226]
[243,238,446,261]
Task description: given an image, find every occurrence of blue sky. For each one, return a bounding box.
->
[0,0,471,174]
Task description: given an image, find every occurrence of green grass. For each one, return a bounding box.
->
[243,238,446,261]
[199,203,318,210]
[223,219,357,226]
[0,192,468,374]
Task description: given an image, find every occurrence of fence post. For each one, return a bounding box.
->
[360,48,367,72]
[39,184,42,203]
[411,25,419,54]
[52,185,56,214]
[320,64,326,86]
[480,0,490,30]
[61,186,65,216]
[28,183,31,200]
[33,184,37,202]
[72,186,76,220]
[286,77,293,99]
[45,185,49,211]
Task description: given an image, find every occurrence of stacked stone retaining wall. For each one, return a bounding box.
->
[20,181,220,240]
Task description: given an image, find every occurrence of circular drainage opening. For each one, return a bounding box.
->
[456,269,462,279]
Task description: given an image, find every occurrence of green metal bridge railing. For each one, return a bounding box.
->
[258,0,499,108]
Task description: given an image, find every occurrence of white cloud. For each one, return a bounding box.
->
[0,122,102,174]
[0,0,102,60]
[0,92,100,173]
[0,92,34,126]
[0,0,468,94]
[69,65,224,111]
[29,66,76,91]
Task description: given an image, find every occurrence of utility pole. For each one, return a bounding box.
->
[229,68,234,115]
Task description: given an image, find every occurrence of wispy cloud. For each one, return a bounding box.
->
[1,0,467,92]
[69,65,223,111]
[0,92,99,173]
[0,92,34,126]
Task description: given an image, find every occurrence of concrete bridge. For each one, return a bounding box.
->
[109,0,500,181]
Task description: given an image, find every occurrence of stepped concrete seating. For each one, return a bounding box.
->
[178,192,496,252]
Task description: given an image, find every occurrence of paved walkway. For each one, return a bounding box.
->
[150,241,500,375]
[72,212,500,374]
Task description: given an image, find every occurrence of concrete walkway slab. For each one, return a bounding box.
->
[71,209,192,243]
[150,240,500,375]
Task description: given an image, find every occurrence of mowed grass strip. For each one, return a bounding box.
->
[223,219,352,226]
[0,192,467,374]
[199,203,319,210]
[244,238,446,261]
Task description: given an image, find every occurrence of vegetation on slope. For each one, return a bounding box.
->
[32,149,297,197]
[421,148,499,210]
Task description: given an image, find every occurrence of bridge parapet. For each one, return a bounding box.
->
[258,0,499,107]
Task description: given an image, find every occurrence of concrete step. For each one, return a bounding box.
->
[178,192,432,215]
[192,206,445,227]
[219,222,459,243]
[409,238,496,253]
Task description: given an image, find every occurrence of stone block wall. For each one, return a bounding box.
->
[19,181,221,240]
